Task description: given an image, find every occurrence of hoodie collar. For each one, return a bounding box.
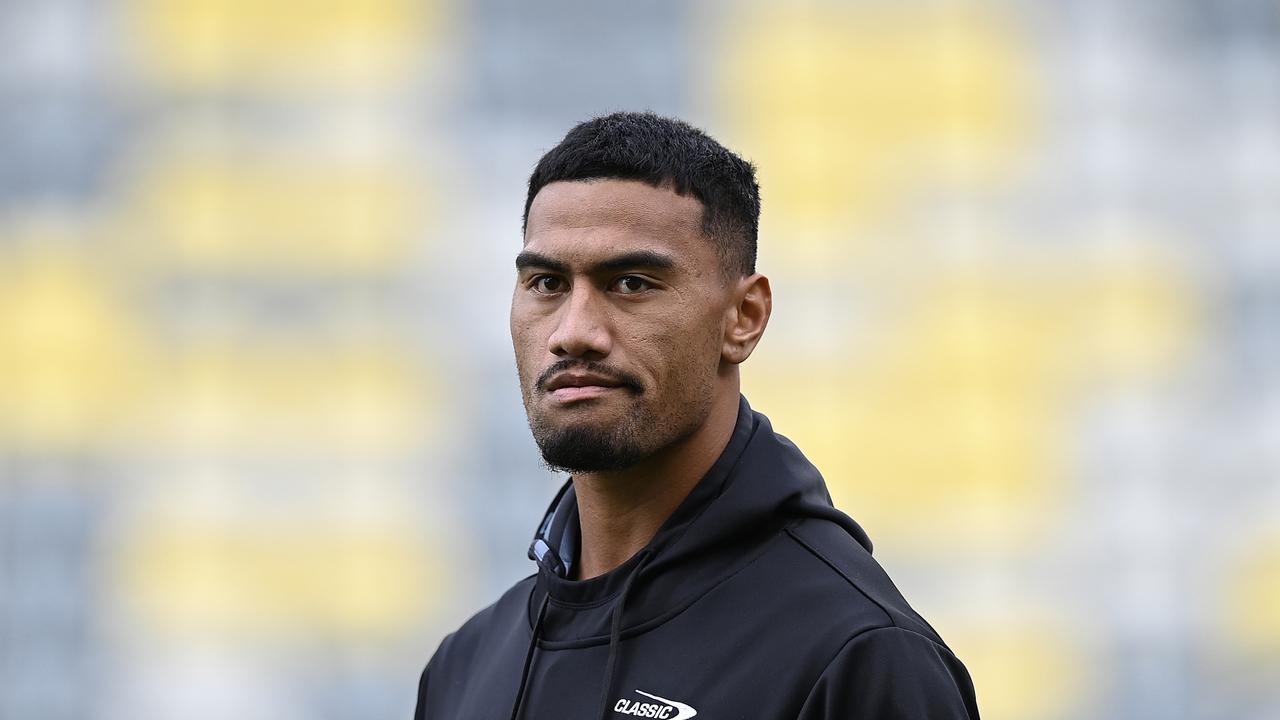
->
[529,395,757,598]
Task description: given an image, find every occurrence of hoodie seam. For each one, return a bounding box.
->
[784,526,897,629]
[548,593,622,610]
[533,526,790,650]
[797,625,962,711]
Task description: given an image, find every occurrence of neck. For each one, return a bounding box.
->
[571,382,740,580]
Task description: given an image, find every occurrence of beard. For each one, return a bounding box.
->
[529,410,656,472]
[524,387,709,474]
[517,357,716,474]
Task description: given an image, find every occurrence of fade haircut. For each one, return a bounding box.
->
[523,111,760,278]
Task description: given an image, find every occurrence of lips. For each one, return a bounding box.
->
[547,374,622,403]
[544,371,624,393]
[534,362,642,406]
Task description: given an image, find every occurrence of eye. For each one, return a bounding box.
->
[531,275,566,294]
[613,275,653,295]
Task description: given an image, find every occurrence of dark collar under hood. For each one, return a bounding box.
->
[525,394,872,646]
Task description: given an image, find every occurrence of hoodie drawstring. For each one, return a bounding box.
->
[509,591,550,720]
[595,549,653,720]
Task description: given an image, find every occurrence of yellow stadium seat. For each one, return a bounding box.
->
[743,247,1195,554]
[0,238,152,452]
[133,340,436,456]
[711,1,1030,266]
[946,616,1087,720]
[124,0,440,90]
[122,147,424,275]
[114,508,446,638]
[1225,534,1280,652]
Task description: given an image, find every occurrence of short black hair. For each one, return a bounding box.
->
[523,111,760,277]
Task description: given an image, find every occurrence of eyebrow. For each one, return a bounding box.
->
[515,249,677,275]
[515,250,569,274]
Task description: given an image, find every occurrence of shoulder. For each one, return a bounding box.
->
[415,575,539,719]
[423,573,537,679]
[778,517,949,643]
[774,521,979,717]
[797,625,980,719]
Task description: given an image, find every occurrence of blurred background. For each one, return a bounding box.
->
[1,0,1277,718]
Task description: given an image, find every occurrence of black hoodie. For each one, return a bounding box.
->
[415,396,979,719]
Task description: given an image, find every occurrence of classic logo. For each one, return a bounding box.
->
[612,689,698,719]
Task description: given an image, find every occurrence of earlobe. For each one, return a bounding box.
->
[721,274,772,365]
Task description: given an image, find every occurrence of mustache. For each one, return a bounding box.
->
[536,359,644,393]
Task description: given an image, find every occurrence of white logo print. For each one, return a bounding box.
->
[612,689,698,719]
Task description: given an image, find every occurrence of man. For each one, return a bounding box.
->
[415,112,979,719]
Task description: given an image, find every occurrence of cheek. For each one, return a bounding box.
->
[510,306,543,354]
[510,322,545,381]
[640,316,722,389]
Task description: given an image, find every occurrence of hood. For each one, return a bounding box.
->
[524,394,872,646]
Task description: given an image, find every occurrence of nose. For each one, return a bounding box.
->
[547,284,612,359]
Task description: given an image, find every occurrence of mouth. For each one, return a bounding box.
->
[541,369,635,403]
[547,385,623,402]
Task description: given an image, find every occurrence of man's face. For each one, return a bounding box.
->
[511,179,732,472]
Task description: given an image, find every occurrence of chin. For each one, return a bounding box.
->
[532,419,648,473]
[536,408,624,438]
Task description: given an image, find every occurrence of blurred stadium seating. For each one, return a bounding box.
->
[1,1,1277,719]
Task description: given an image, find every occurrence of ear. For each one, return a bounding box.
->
[721,273,772,365]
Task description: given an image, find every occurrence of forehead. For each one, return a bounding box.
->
[523,179,710,263]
